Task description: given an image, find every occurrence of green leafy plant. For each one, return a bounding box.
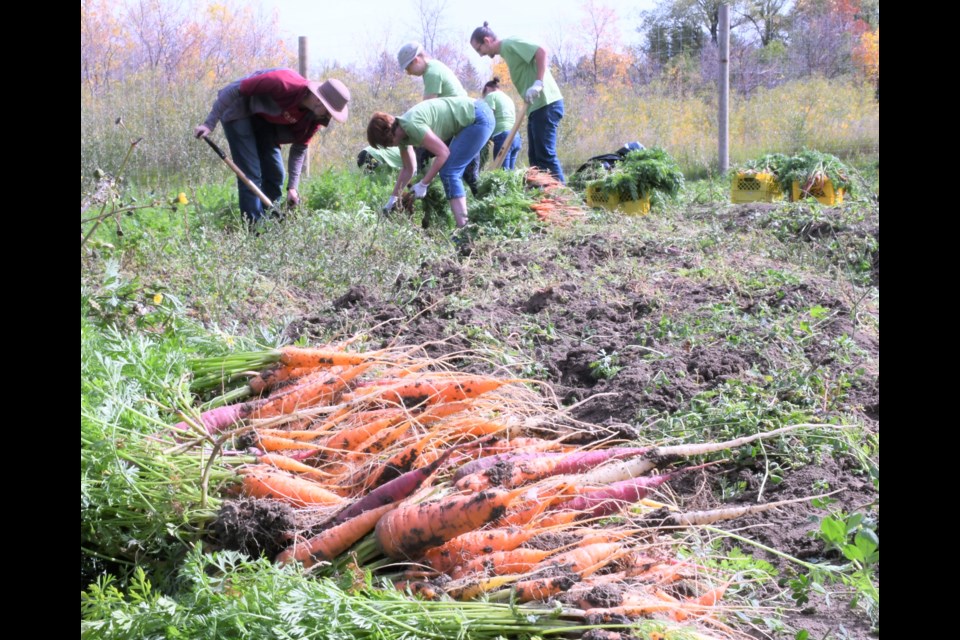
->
[740,150,856,196]
[586,148,685,202]
[589,349,623,380]
[805,503,880,627]
[82,550,674,640]
[467,170,539,238]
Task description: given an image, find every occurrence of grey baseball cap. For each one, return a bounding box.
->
[397,42,424,70]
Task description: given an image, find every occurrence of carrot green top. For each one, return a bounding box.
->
[499,37,562,112]
[423,60,468,98]
[397,97,477,147]
[483,90,516,135]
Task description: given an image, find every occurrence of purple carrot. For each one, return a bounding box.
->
[452,451,546,482]
[456,447,653,491]
[321,445,460,531]
[560,473,675,519]
[170,399,264,437]
[558,462,712,519]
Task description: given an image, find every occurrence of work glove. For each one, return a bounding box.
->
[382,195,398,214]
[524,80,544,104]
[411,181,430,199]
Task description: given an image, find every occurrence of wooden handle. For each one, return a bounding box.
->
[202,136,274,208]
[223,157,275,208]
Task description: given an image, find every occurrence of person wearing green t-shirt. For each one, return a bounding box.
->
[357,146,403,172]
[470,23,565,183]
[397,41,468,99]
[397,41,481,196]
[482,77,521,170]
[367,96,494,229]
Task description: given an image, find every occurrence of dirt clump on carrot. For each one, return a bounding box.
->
[481,459,515,487]
[523,531,580,551]
[582,583,625,608]
[210,498,295,559]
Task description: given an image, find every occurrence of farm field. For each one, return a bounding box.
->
[81,164,879,639]
[82,2,878,636]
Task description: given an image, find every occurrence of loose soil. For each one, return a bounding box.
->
[284,205,878,638]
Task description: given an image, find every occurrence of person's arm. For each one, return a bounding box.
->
[422,93,439,100]
[393,147,417,197]
[417,130,449,185]
[286,142,308,204]
[522,46,550,104]
[195,79,243,137]
[533,46,548,82]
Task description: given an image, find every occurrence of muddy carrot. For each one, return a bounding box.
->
[277,346,379,370]
[375,486,531,559]
[276,502,395,568]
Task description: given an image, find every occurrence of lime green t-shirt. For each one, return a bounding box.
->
[363,146,402,170]
[499,37,563,112]
[422,60,467,98]
[483,90,516,135]
[397,97,477,147]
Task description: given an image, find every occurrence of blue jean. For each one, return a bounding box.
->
[439,100,495,200]
[491,131,522,170]
[526,99,565,183]
[222,117,283,222]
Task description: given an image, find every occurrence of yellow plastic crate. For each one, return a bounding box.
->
[586,185,651,215]
[791,178,844,205]
[730,172,783,203]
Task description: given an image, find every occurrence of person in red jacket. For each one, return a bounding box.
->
[194,69,350,222]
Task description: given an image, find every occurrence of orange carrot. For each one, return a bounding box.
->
[533,542,625,576]
[513,571,581,602]
[254,363,372,419]
[278,346,377,370]
[421,526,540,573]
[582,600,681,620]
[257,428,330,441]
[361,377,517,408]
[257,434,321,452]
[249,365,319,395]
[668,582,731,621]
[446,575,518,600]
[275,502,396,568]
[257,453,337,481]
[345,421,413,461]
[322,411,407,453]
[450,547,556,580]
[375,486,530,559]
[362,432,438,489]
[241,467,344,508]
[394,580,442,600]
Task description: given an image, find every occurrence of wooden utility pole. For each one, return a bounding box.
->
[299,36,311,177]
[718,3,730,172]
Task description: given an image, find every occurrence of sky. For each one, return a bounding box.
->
[263,0,655,69]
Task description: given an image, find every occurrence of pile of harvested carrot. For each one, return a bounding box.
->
[525,168,588,225]
[179,341,815,638]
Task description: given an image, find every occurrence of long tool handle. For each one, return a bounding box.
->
[491,103,527,171]
[202,136,274,209]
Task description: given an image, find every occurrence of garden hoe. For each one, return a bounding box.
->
[490,103,527,171]
[200,136,275,210]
